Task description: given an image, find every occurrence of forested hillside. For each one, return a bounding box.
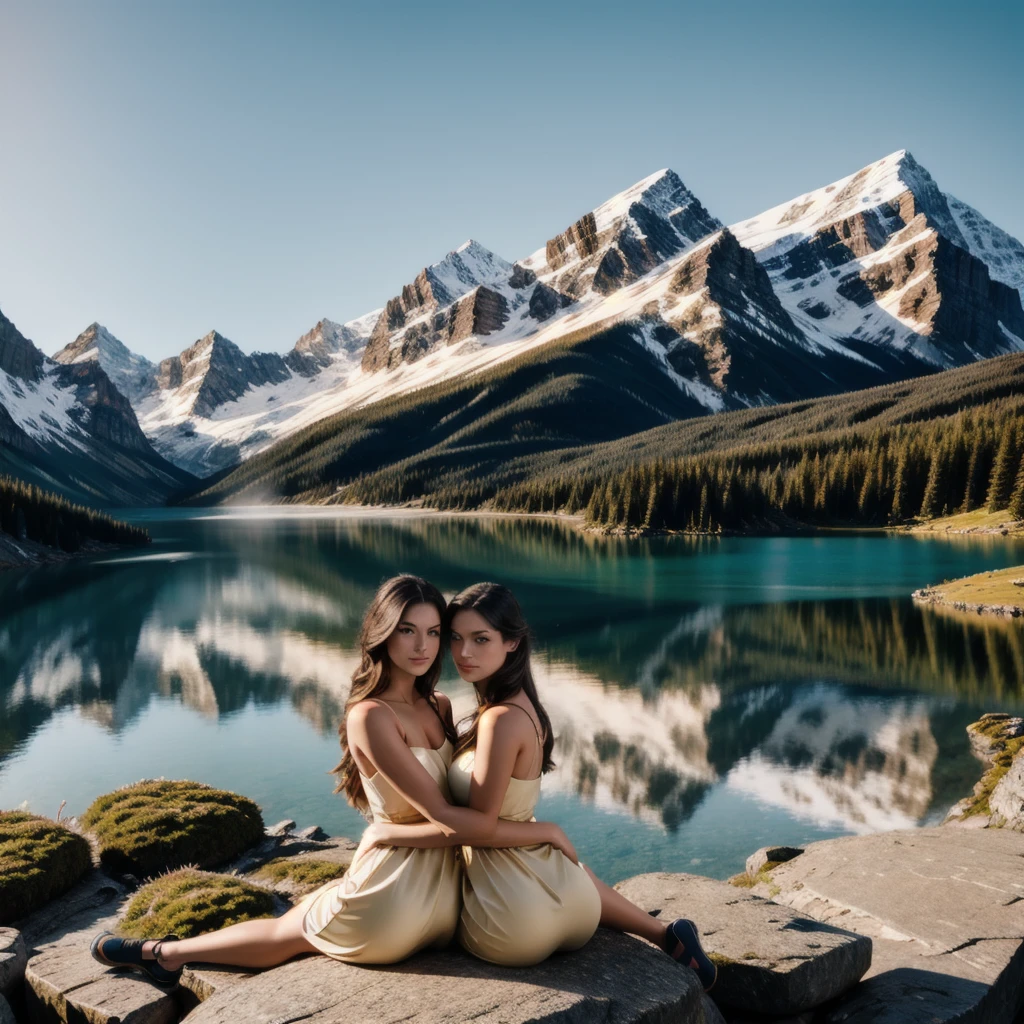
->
[182,322,710,505]
[187,321,1024,533]
[0,476,149,565]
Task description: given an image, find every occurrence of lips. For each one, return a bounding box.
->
[455,662,476,671]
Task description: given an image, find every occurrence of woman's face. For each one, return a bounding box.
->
[385,602,442,679]
[450,608,518,686]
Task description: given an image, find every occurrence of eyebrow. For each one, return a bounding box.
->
[453,629,492,636]
[398,620,442,629]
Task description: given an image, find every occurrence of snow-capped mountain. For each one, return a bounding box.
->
[730,150,1024,366]
[0,309,194,505]
[54,322,158,405]
[45,150,1024,481]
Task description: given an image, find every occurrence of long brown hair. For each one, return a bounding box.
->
[332,574,455,811]
[449,582,555,773]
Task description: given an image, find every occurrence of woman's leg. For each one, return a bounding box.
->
[135,900,319,970]
[583,866,669,947]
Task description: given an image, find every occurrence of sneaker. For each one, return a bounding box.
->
[90,931,183,989]
[665,918,717,991]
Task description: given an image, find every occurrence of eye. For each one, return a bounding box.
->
[398,627,413,634]
[451,633,462,642]
[428,629,440,637]
[475,637,489,644]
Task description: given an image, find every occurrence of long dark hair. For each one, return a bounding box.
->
[448,582,555,773]
[332,574,456,811]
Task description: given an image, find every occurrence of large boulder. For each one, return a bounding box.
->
[183,928,705,1023]
[24,943,177,1024]
[0,929,25,997]
[80,779,265,877]
[615,873,870,1015]
[745,827,1024,1023]
[0,812,92,924]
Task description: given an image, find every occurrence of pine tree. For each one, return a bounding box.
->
[986,424,1022,512]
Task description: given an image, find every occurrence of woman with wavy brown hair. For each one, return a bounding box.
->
[91,574,577,986]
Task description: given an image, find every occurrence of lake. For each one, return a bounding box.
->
[2,509,1023,883]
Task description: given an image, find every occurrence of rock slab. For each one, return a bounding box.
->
[0,929,26,997]
[615,872,870,1015]
[745,846,804,879]
[24,944,177,1024]
[746,827,1024,1023]
[183,928,704,1024]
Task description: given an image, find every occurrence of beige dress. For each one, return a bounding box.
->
[301,738,461,964]
[448,713,601,967]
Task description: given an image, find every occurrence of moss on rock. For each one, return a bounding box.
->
[119,868,275,938]
[81,780,264,877]
[250,857,347,894]
[0,811,92,924]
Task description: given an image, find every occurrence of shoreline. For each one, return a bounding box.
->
[0,534,139,573]
[912,564,1024,619]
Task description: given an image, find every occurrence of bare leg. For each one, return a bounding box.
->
[138,901,319,971]
[583,866,668,947]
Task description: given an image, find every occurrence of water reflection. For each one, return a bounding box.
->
[1,512,1022,860]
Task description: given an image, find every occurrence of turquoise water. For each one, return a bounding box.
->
[2,509,1023,882]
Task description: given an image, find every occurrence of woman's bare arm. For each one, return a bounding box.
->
[349,701,509,842]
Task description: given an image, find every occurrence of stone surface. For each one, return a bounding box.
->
[0,929,26,997]
[615,873,870,1015]
[700,993,727,1024]
[24,944,177,1024]
[18,869,131,949]
[184,928,704,1023]
[180,963,257,1011]
[745,846,804,879]
[745,827,1024,1023]
[990,754,1024,827]
[265,819,296,837]
[229,830,357,879]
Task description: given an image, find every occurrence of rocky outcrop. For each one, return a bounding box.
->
[183,928,705,1024]
[535,169,722,301]
[945,713,1024,828]
[54,323,158,404]
[0,929,25,997]
[743,828,1024,1023]
[616,873,871,1015]
[25,944,178,1024]
[528,281,571,322]
[52,358,155,453]
[284,318,370,377]
[363,285,511,371]
[0,309,45,381]
[361,241,512,372]
[662,230,841,402]
[157,332,292,418]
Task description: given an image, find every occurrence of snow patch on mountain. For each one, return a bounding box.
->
[0,363,86,450]
[945,193,1024,305]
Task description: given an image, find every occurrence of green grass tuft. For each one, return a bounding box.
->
[0,811,92,924]
[250,857,347,893]
[81,780,265,878]
[119,868,275,938]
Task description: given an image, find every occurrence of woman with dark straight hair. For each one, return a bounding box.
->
[91,575,576,986]
[366,582,717,989]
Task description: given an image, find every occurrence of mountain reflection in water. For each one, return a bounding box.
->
[1,511,1022,878]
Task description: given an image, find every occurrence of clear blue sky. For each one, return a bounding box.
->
[1,0,1021,362]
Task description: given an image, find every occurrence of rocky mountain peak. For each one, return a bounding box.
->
[0,308,46,382]
[361,242,513,372]
[523,168,721,300]
[54,323,158,405]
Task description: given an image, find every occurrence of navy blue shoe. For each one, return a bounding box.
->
[666,918,717,991]
[90,931,183,989]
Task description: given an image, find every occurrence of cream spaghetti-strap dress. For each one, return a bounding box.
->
[301,735,461,964]
[447,705,601,966]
